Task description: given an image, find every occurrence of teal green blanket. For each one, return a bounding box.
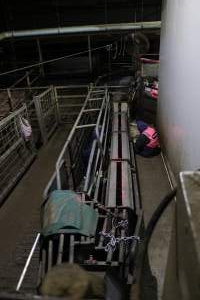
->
[43,190,98,237]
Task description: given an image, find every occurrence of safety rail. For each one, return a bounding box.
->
[56,85,109,191]
[0,105,36,205]
[43,85,110,198]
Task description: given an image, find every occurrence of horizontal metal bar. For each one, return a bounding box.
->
[88,97,103,101]
[59,104,83,108]
[90,90,105,93]
[76,123,96,128]
[57,94,87,99]
[82,108,100,112]
[0,86,48,92]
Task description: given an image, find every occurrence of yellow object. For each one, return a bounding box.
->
[130,122,139,139]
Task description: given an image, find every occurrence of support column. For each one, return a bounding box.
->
[87,35,92,75]
[158,0,200,176]
[37,39,45,76]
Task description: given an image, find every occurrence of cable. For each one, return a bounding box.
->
[0,32,129,78]
[0,44,110,77]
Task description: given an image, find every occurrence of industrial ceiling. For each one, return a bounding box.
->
[0,0,162,31]
[0,0,162,85]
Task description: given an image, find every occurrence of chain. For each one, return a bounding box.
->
[115,219,128,229]
[95,203,126,221]
[99,231,140,252]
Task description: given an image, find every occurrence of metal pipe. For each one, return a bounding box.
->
[16,233,40,291]
[0,21,161,41]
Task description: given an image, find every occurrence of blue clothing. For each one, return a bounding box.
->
[136,120,148,133]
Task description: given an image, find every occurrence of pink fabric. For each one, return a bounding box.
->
[143,127,159,148]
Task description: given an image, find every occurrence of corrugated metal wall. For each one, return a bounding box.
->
[158,0,200,177]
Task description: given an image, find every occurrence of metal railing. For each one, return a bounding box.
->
[0,105,36,204]
[0,85,91,146]
[44,85,110,198]
[56,85,109,190]
[54,85,89,125]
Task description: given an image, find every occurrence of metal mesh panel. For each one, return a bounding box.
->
[55,86,88,125]
[0,106,36,204]
[34,87,58,143]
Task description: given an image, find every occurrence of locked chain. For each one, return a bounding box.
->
[99,231,140,252]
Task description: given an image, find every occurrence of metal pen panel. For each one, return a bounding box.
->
[0,105,36,204]
[34,87,58,144]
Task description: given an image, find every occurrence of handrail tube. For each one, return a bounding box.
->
[84,97,110,193]
[95,96,106,156]
[89,103,110,192]
[95,88,109,155]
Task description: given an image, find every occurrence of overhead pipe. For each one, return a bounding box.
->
[0,21,161,41]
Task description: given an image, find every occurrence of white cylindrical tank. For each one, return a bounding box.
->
[158,0,200,176]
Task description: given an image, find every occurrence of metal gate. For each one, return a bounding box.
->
[34,86,58,144]
[0,105,36,205]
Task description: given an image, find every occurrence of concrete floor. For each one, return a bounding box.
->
[136,154,174,300]
[0,127,68,292]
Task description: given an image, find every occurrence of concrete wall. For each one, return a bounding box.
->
[158,0,200,177]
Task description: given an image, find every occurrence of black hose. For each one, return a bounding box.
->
[131,188,177,300]
[143,188,177,250]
